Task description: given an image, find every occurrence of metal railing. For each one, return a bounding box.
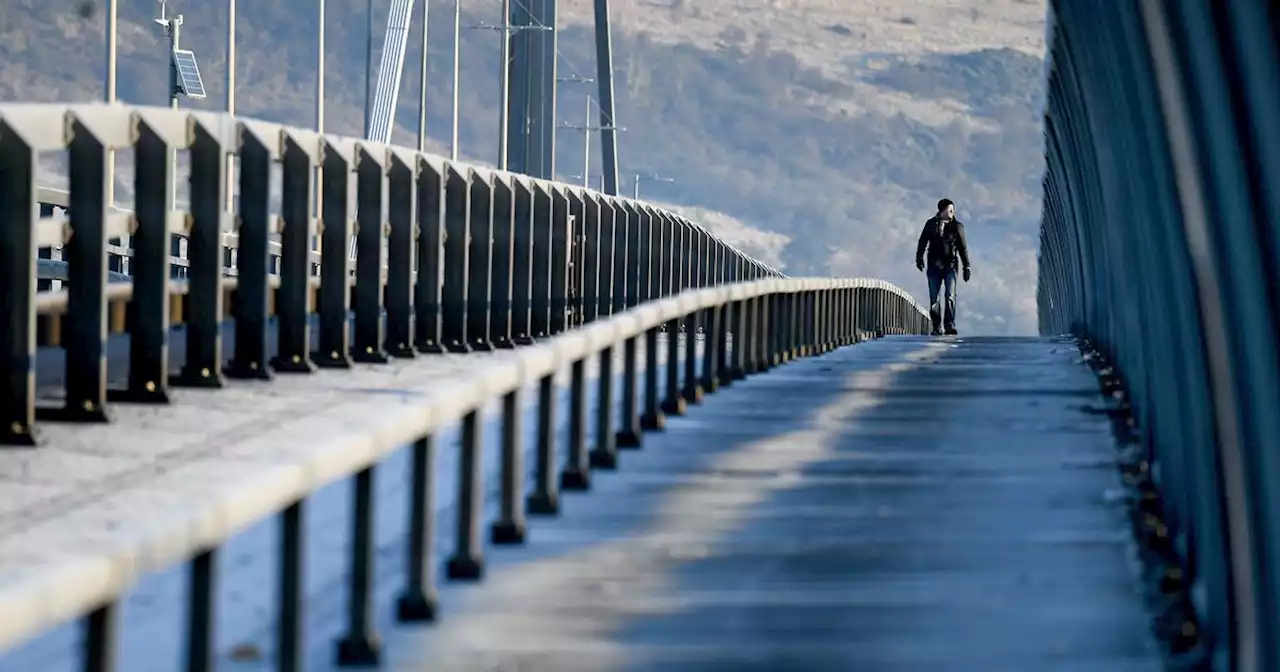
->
[0,102,928,669]
[1037,1,1280,670]
[1,103,790,444]
[35,185,296,284]
[0,274,925,671]
[35,185,387,282]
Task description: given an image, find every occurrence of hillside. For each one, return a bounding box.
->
[2,0,1048,334]
[556,0,1046,73]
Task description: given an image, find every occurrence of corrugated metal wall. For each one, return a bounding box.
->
[1038,2,1280,670]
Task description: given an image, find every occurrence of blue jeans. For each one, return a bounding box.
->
[927,267,957,331]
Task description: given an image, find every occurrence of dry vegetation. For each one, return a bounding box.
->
[558,0,1047,65]
[559,0,1046,122]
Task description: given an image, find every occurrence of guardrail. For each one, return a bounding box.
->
[0,276,925,670]
[1,103,791,446]
[1037,1,1280,670]
[0,101,928,670]
[36,185,331,282]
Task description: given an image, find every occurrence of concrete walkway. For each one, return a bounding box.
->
[381,336,1162,671]
[0,329,694,672]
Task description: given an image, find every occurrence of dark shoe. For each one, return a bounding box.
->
[944,327,958,335]
[930,328,943,336]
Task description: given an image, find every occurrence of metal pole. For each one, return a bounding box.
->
[450,0,461,160]
[169,18,180,109]
[633,173,639,200]
[226,0,237,211]
[416,0,430,152]
[362,0,375,139]
[168,15,181,233]
[582,96,590,188]
[317,0,325,135]
[497,0,511,170]
[226,0,236,116]
[105,0,118,102]
[105,0,119,207]
[315,0,326,253]
[540,0,559,179]
[591,0,620,195]
[504,0,526,173]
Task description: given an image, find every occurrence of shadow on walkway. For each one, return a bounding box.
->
[377,337,1161,672]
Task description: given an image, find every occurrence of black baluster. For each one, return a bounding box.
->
[527,374,560,515]
[313,141,353,369]
[440,165,471,352]
[335,467,380,666]
[465,171,493,350]
[82,602,119,672]
[701,302,722,394]
[224,125,272,380]
[682,308,701,405]
[112,116,173,402]
[413,158,446,353]
[635,206,653,306]
[186,549,217,672]
[597,199,617,318]
[490,175,515,349]
[397,437,439,622]
[661,316,684,417]
[589,346,618,469]
[511,179,535,345]
[271,134,317,373]
[717,299,735,387]
[623,204,641,309]
[492,389,527,543]
[659,215,686,416]
[617,335,642,447]
[351,146,389,364]
[730,298,749,381]
[53,116,111,423]
[172,117,227,384]
[561,358,591,490]
[447,411,485,579]
[607,200,626,316]
[530,184,553,338]
[640,326,665,431]
[277,500,305,672]
[580,193,601,323]
[549,188,571,334]
[384,151,416,358]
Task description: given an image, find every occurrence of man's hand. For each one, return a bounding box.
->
[916,259,925,272]
[963,267,971,282]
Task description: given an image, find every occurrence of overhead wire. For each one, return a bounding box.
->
[473,0,599,88]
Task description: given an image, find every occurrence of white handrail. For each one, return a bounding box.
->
[0,276,924,653]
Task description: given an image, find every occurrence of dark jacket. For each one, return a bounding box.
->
[915,217,970,271]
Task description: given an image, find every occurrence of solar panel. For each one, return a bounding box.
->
[171,49,206,99]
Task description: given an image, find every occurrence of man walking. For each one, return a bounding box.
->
[915,198,971,335]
